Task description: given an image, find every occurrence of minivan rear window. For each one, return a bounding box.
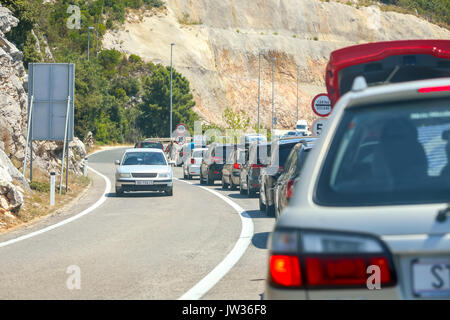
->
[315,97,450,206]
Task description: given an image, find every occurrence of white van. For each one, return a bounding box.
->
[295,120,309,136]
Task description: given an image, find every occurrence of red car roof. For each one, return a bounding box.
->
[326,40,450,105]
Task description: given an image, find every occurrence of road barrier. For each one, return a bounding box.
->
[50,172,55,206]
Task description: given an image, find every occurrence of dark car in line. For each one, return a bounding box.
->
[134,140,164,150]
[273,139,316,219]
[259,137,316,216]
[239,142,271,197]
[200,143,233,185]
[221,145,243,190]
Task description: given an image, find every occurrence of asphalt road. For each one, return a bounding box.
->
[0,148,275,299]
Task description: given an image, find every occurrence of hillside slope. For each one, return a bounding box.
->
[104,0,450,129]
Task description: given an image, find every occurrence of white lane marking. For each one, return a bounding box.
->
[176,178,254,300]
[0,161,111,249]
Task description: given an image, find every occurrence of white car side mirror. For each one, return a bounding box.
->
[115,160,120,165]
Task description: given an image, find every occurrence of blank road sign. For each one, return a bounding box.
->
[28,63,75,141]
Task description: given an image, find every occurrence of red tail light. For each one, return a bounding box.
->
[251,164,264,169]
[234,163,240,169]
[305,257,391,286]
[269,255,302,287]
[190,158,195,164]
[286,179,295,199]
[418,85,450,93]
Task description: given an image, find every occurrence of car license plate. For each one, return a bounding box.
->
[412,259,450,297]
[136,180,154,185]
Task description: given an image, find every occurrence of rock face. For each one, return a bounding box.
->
[0,5,87,225]
[0,148,25,216]
[103,0,450,129]
[0,4,86,174]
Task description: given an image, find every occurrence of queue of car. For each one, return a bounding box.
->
[114,39,450,300]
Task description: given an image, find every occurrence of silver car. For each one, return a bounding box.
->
[265,77,450,300]
[183,148,208,180]
[115,148,174,196]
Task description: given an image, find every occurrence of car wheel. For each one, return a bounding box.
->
[115,187,123,197]
[265,191,275,217]
[188,174,192,180]
[247,179,256,198]
[200,172,205,185]
[222,177,229,190]
[183,171,187,179]
[239,183,245,195]
[165,188,173,196]
[230,178,238,191]
[259,193,266,212]
[207,172,214,186]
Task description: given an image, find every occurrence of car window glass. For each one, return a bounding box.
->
[123,152,167,166]
[316,98,450,206]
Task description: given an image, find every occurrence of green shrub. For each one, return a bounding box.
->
[30,181,51,193]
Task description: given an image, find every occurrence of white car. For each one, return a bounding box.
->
[183,148,208,180]
[265,77,450,300]
[115,148,174,196]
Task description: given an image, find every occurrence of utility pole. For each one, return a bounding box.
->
[296,67,299,123]
[271,57,276,132]
[170,43,175,138]
[87,27,94,61]
[258,52,263,132]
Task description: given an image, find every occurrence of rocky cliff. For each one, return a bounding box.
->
[0,5,86,223]
[103,0,450,129]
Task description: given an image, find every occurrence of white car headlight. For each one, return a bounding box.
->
[119,173,132,178]
[159,172,170,178]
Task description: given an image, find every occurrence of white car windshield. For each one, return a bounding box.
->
[122,152,167,166]
[316,97,450,206]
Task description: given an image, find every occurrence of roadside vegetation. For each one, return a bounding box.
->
[0,168,90,233]
[337,0,450,29]
[3,0,198,145]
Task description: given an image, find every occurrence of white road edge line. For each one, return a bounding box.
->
[0,151,113,249]
[176,178,254,300]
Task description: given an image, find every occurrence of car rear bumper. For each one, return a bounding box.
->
[188,165,201,175]
[116,179,173,191]
[264,283,399,300]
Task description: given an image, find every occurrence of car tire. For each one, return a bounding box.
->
[187,174,192,180]
[230,178,238,191]
[259,193,266,212]
[206,172,214,186]
[166,188,173,196]
[247,180,256,198]
[200,172,205,185]
[265,191,275,217]
[222,178,229,190]
[115,187,123,197]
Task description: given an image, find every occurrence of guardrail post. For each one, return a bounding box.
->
[50,172,55,206]
[83,158,88,177]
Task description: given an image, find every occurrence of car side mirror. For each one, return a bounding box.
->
[115,160,120,165]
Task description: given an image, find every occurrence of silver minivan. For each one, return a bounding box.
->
[265,77,450,300]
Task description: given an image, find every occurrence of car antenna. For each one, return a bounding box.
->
[436,205,450,223]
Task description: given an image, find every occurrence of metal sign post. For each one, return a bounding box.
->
[59,96,71,195]
[22,95,34,177]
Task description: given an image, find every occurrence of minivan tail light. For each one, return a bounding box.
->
[234,163,240,169]
[270,255,302,287]
[251,164,264,169]
[269,230,396,288]
[190,158,195,164]
[418,85,450,93]
[286,179,295,199]
[305,257,391,286]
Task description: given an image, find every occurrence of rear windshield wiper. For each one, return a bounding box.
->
[436,205,450,223]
